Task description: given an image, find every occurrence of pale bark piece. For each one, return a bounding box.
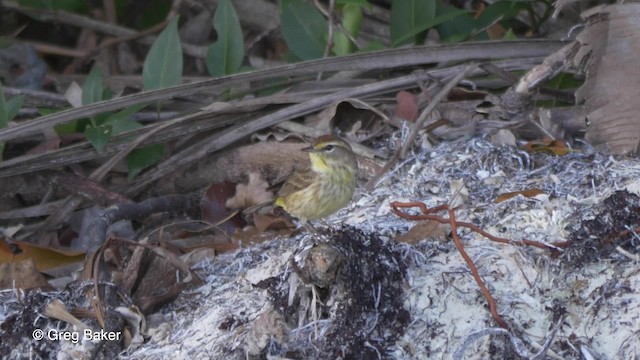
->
[0,259,49,289]
[576,4,640,154]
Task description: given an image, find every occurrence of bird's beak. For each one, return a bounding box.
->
[301,146,319,153]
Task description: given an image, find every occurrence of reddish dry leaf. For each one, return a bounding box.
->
[395,91,418,122]
[521,138,572,155]
[200,181,246,233]
[495,188,545,203]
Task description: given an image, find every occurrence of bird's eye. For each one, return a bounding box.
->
[324,144,335,151]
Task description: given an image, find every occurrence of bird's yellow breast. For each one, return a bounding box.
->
[309,153,330,173]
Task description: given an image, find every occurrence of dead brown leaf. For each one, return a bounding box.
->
[226,172,273,210]
[446,87,489,101]
[521,138,572,155]
[495,188,546,203]
[252,213,295,232]
[232,226,295,245]
[26,137,61,155]
[0,238,85,272]
[309,98,390,135]
[396,220,448,244]
[200,181,246,233]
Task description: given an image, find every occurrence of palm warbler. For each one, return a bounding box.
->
[274,135,358,226]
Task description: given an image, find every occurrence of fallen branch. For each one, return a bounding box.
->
[390,200,570,328]
[391,201,569,251]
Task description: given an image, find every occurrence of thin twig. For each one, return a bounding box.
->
[0,41,563,142]
[246,25,279,55]
[35,110,204,232]
[132,64,517,194]
[453,316,563,360]
[447,207,508,328]
[82,19,170,61]
[3,0,206,58]
[390,200,571,329]
[400,64,479,158]
[84,0,181,61]
[316,0,336,81]
[23,40,87,58]
[367,66,478,189]
[314,0,362,50]
[390,201,569,250]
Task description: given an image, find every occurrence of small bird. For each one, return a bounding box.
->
[246,135,358,232]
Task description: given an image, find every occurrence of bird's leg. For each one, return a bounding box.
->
[303,222,328,242]
[318,219,340,236]
[318,219,330,229]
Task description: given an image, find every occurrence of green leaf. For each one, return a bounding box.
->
[132,0,172,29]
[82,66,103,106]
[473,1,529,34]
[109,116,143,135]
[279,0,295,11]
[546,73,582,90]
[502,28,517,40]
[280,0,327,60]
[392,1,470,46]
[0,82,24,128]
[143,16,183,91]
[333,3,362,56]
[255,77,292,97]
[391,0,436,47]
[127,144,164,180]
[103,103,147,135]
[0,37,13,48]
[206,0,245,77]
[433,1,477,43]
[337,0,370,8]
[360,40,385,52]
[55,118,90,134]
[4,96,25,124]
[85,125,112,153]
[0,83,9,129]
[0,83,7,160]
[43,107,86,134]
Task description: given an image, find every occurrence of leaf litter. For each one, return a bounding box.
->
[3,136,640,358]
[88,137,640,359]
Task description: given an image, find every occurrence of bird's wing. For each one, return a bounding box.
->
[277,169,316,198]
